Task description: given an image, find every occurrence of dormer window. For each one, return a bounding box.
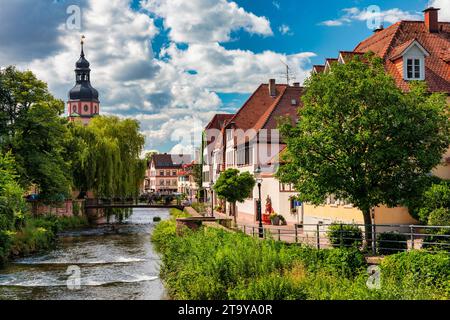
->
[406,58,421,80]
[390,39,430,82]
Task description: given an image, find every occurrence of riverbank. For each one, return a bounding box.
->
[0,208,167,300]
[151,217,450,300]
[1,214,89,265]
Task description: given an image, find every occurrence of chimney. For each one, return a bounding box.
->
[269,79,276,96]
[373,25,384,33]
[293,82,300,87]
[424,7,440,33]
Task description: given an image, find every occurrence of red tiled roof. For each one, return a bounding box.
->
[229,84,287,131]
[442,51,450,63]
[339,51,365,63]
[261,86,303,131]
[205,114,234,130]
[325,58,338,65]
[313,65,325,73]
[388,39,426,61]
[227,83,303,145]
[354,20,450,93]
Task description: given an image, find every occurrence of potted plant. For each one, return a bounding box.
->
[270,213,280,226]
[279,215,287,226]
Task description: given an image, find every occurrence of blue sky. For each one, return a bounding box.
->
[145,0,429,61]
[0,0,444,154]
[145,0,430,120]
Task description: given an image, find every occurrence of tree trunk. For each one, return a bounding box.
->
[232,202,237,226]
[362,207,373,250]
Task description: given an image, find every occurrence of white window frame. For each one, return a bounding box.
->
[401,41,429,81]
[404,57,425,81]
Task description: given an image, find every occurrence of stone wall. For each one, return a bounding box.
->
[30,199,84,217]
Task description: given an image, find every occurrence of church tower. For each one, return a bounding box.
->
[68,36,100,125]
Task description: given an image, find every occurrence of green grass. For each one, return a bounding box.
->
[151,220,450,300]
[169,208,190,218]
[5,214,90,259]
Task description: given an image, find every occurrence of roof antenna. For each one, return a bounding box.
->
[280,59,296,86]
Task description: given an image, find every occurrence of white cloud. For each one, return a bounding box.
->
[320,7,422,27]
[429,0,450,21]
[162,43,315,93]
[141,0,273,43]
[320,20,346,27]
[279,24,293,35]
[25,0,161,111]
[1,0,315,154]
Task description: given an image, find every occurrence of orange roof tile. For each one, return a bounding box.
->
[339,51,365,63]
[313,65,325,73]
[212,82,304,146]
[354,20,450,93]
[205,114,234,130]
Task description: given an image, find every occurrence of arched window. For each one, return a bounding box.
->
[84,105,89,112]
[73,105,77,113]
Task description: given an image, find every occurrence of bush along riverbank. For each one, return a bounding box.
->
[0,214,89,264]
[151,218,450,300]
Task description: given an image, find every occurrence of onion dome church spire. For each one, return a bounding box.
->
[68,35,100,125]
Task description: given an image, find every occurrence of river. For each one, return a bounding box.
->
[0,208,169,300]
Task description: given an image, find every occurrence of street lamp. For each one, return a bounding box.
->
[210,180,215,218]
[254,166,264,238]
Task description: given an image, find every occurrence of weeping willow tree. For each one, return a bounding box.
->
[70,116,146,200]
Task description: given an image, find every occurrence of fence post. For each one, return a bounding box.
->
[278,229,281,241]
[371,223,377,255]
[410,225,415,250]
[243,225,246,235]
[252,227,255,237]
[339,223,343,248]
[316,224,320,249]
[295,224,298,244]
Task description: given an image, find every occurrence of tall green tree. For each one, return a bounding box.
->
[71,116,146,199]
[0,67,72,201]
[214,169,255,224]
[145,151,158,161]
[277,54,449,246]
[0,151,25,230]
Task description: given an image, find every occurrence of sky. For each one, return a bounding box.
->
[0,0,448,155]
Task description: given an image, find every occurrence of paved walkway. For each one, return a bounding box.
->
[212,211,320,244]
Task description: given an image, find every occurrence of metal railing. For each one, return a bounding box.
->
[234,223,450,255]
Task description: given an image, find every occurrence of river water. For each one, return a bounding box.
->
[0,208,169,300]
